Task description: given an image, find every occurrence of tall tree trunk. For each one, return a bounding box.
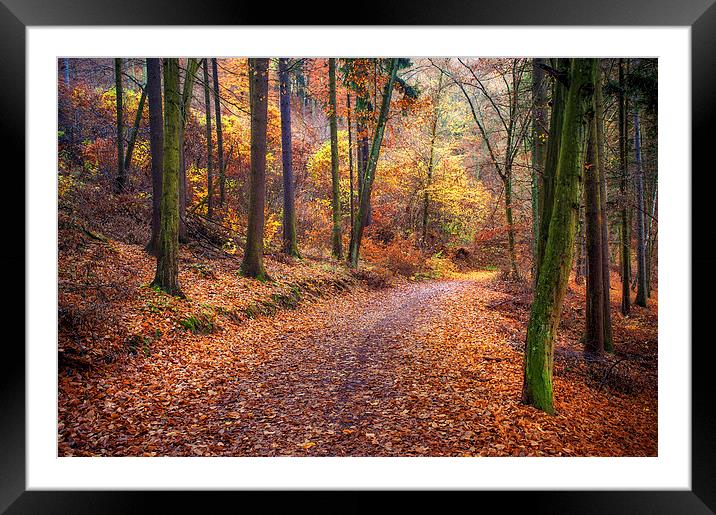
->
[633,110,648,307]
[531,58,548,284]
[619,58,631,316]
[240,58,270,280]
[146,58,164,256]
[114,58,125,192]
[179,58,200,242]
[595,62,613,350]
[349,59,399,267]
[522,58,596,414]
[123,85,147,176]
[536,58,569,274]
[328,58,343,259]
[584,107,604,355]
[355,93,372,227]
[504,170,520,280]
[202,59,214,220]
[278,58,300,258]
[63,58,70,87]
[423,71,443,248]
[151,58,183,296]
[211,58,226,207]
[347,93,355,244]
[646,181,657,296]
[575,201,586,285]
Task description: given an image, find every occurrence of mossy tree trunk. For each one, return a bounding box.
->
[114,58,125,193]
[146,58,163,256]
[240,58,270,280]
[211,58,226,207]
[348,59,399,268]
[328,58,343,259]
[536,58,569,276]
[278,58,300,258]
[522,58,596,414]
[531,58,549,284]
[202,58,214,220]
[151,58,183,297]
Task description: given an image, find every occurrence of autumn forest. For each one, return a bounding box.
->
[58,57,658,457]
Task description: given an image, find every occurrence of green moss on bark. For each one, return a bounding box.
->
[522,58,596,414]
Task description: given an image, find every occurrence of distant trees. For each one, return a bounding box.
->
[62,56,657,333]
[151,58,183,296]
[436,58,532,280]
[278,58,300,258]
[522,58,596,414]
[422,70,444,248]
[240,58,270,280]
[348,58,400,267]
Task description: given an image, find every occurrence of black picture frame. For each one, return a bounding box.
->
[2,1,713,512]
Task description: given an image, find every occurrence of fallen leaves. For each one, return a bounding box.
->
[58,239,658,458]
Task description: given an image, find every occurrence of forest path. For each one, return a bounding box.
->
[221,276,497,456]
[58,265,658,458]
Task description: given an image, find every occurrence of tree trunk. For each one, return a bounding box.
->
[633,110,648,307]
[423,71,443,248]
[536,58,569,274]
[522,58,596,414]
[595,62,613,350]
[124,85,147,176]
[63,58,70,87]
[347,93,355,244]
[584,108,604,355]
[114,58,125,192]
[619,58,631,316]
[211,58,226,207]
[349,59,399,267]
[240,58,270,280]
[179,58,200,242]
[575,201,586,285]
[146,58,163,256]
[278,58,300,258]
[202,59,214,220]
[531,58,548,284]
[151,58,183,297]
[646,181,657,296]
[504,171,520,280]
[328,58,343,259]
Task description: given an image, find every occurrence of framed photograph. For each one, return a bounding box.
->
[4,0,714,511]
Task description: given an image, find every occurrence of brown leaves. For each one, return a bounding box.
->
[58,241,657,458]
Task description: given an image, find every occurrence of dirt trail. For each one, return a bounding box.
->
[226,279,475,456]
[59,271,658,457]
